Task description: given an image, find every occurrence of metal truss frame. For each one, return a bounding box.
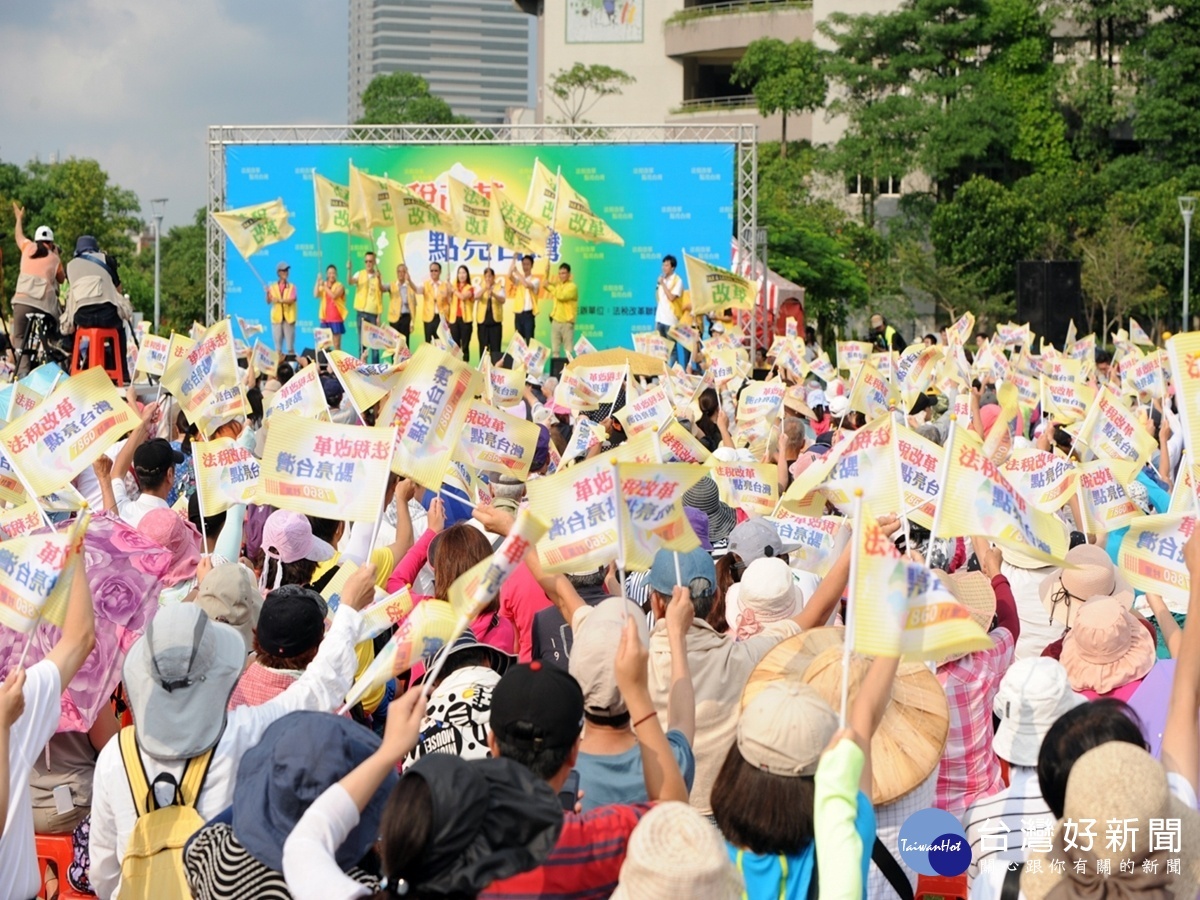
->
[206,124,757,325]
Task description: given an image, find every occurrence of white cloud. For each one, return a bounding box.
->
[0,0,346,227]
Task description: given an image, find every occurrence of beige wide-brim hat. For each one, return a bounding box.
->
[1022,742,1200,899]
[743,627,950,805]
[1038,543,1133,627]
[935,571,997,665]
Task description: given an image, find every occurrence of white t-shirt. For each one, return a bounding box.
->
[1001,561,1065,661]
[655,273,682,327]
[0,660,62,900]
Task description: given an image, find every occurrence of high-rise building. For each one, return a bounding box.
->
[348,0,536,124]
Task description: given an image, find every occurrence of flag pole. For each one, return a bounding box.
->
[369,429,400,553]
[652,423,684,588]
[192,455,210,558]
[841,490,863,728]
[925,416,957,567]
[611,459,628,600]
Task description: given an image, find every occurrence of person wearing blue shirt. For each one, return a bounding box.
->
[711,654,898,899]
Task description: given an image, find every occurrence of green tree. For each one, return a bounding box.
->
[731,39,826,158]
[356,72,470,125]
[1127,1,1200,169]
[124,208,208,329]
[546,63,635,124]
[929,176,1046,298]
[1076,212,1164,338]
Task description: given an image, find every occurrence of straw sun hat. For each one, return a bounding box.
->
[1021,742,1200,899]
[611,802,742,899]
[743,627,950,805]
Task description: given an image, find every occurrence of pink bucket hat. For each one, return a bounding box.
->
[260,510,336,589]
[1059,596,1156,695]
[137,508,202,587]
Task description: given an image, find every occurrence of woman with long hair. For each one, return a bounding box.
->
[449,265,475,361]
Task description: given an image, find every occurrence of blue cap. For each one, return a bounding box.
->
[648,546,716,596]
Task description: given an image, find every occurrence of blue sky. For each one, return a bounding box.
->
[0,0,347,228]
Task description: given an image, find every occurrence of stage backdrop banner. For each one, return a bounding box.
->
[222,144,735,361]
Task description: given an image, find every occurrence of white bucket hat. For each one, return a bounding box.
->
[992,657,1086,767]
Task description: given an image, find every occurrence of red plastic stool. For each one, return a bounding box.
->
[36,832,92,899]
[70,327,124,384]
[915,873,968,900]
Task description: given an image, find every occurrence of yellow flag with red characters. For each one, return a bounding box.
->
[614,462,705,570]
[193,437,260,516]
[0,368,140,497]
[342,600,460,709]
[0,512,89,633]
[850,502,992,662]
[255,413,395,522]
[447,509,549,623]
[377,345,481,486]
[932,423,1069,564]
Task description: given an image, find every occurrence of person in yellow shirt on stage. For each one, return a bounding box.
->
[447,264,477,361]
[421,261,449,343]
[476,267,506,364]
[546,262,578,378]
[351,251,389,363]
[506,253,542,342]
[313,264,347,351]
[266,261,297,358]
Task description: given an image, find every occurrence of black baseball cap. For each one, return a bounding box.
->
[256,585,327,658]
[133,438,185,478]
[490,662,584,751]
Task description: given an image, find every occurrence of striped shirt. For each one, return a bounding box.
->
[480,802,652,900]
[961,766,1053,882]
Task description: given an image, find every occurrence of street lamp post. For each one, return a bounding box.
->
[1180,197,1195,331]
[150,198,167,334]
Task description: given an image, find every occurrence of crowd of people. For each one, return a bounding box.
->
[2,207,1200,900]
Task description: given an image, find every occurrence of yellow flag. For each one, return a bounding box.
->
[491,183,549,254]
[836,341,872,373]
[328,350,389,414]
[0,368,140,497]
[1077,458,1143,532]
[456,401,542,479]
[266,363,329,421]
[553,171,624,246]
[361,320,403,353]
[446,176,494,245]
[161,333,198,391]
[1073,386,1157,466]
[343,601,460,709]
[946,311,975,347]
[614,462,706,570]
[447,509,549,621]
[160,320,248,436]
[851,502,992,663]
[0,500,44,539]
[782,416,901,516]
[897,425,943,529]
[1129,318,1154,347]
[683,253,755,314]
[388,176,451,236]
[193,437,260,516]
[1166,332,1200,490]
[932,422,1068,564]
[528,454,621,573]
[348,164,394,233]
[616,385,673,437]
[313,172,352,234]
[0,512,89,633]
[255,413,395,522]
[525,158,557,225]
[1118,513,1194,608]
[358,585,416,640]
[709,460,779,518]
[0,447,27,505]
[212,199,295,260]
[848,362,898,419]
[377,345,481,486]
[486,362,526,408]
[1001,448,1078,513]
[251,341,280,378]
[1041,356,1094,423]
[134,335,171,378]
